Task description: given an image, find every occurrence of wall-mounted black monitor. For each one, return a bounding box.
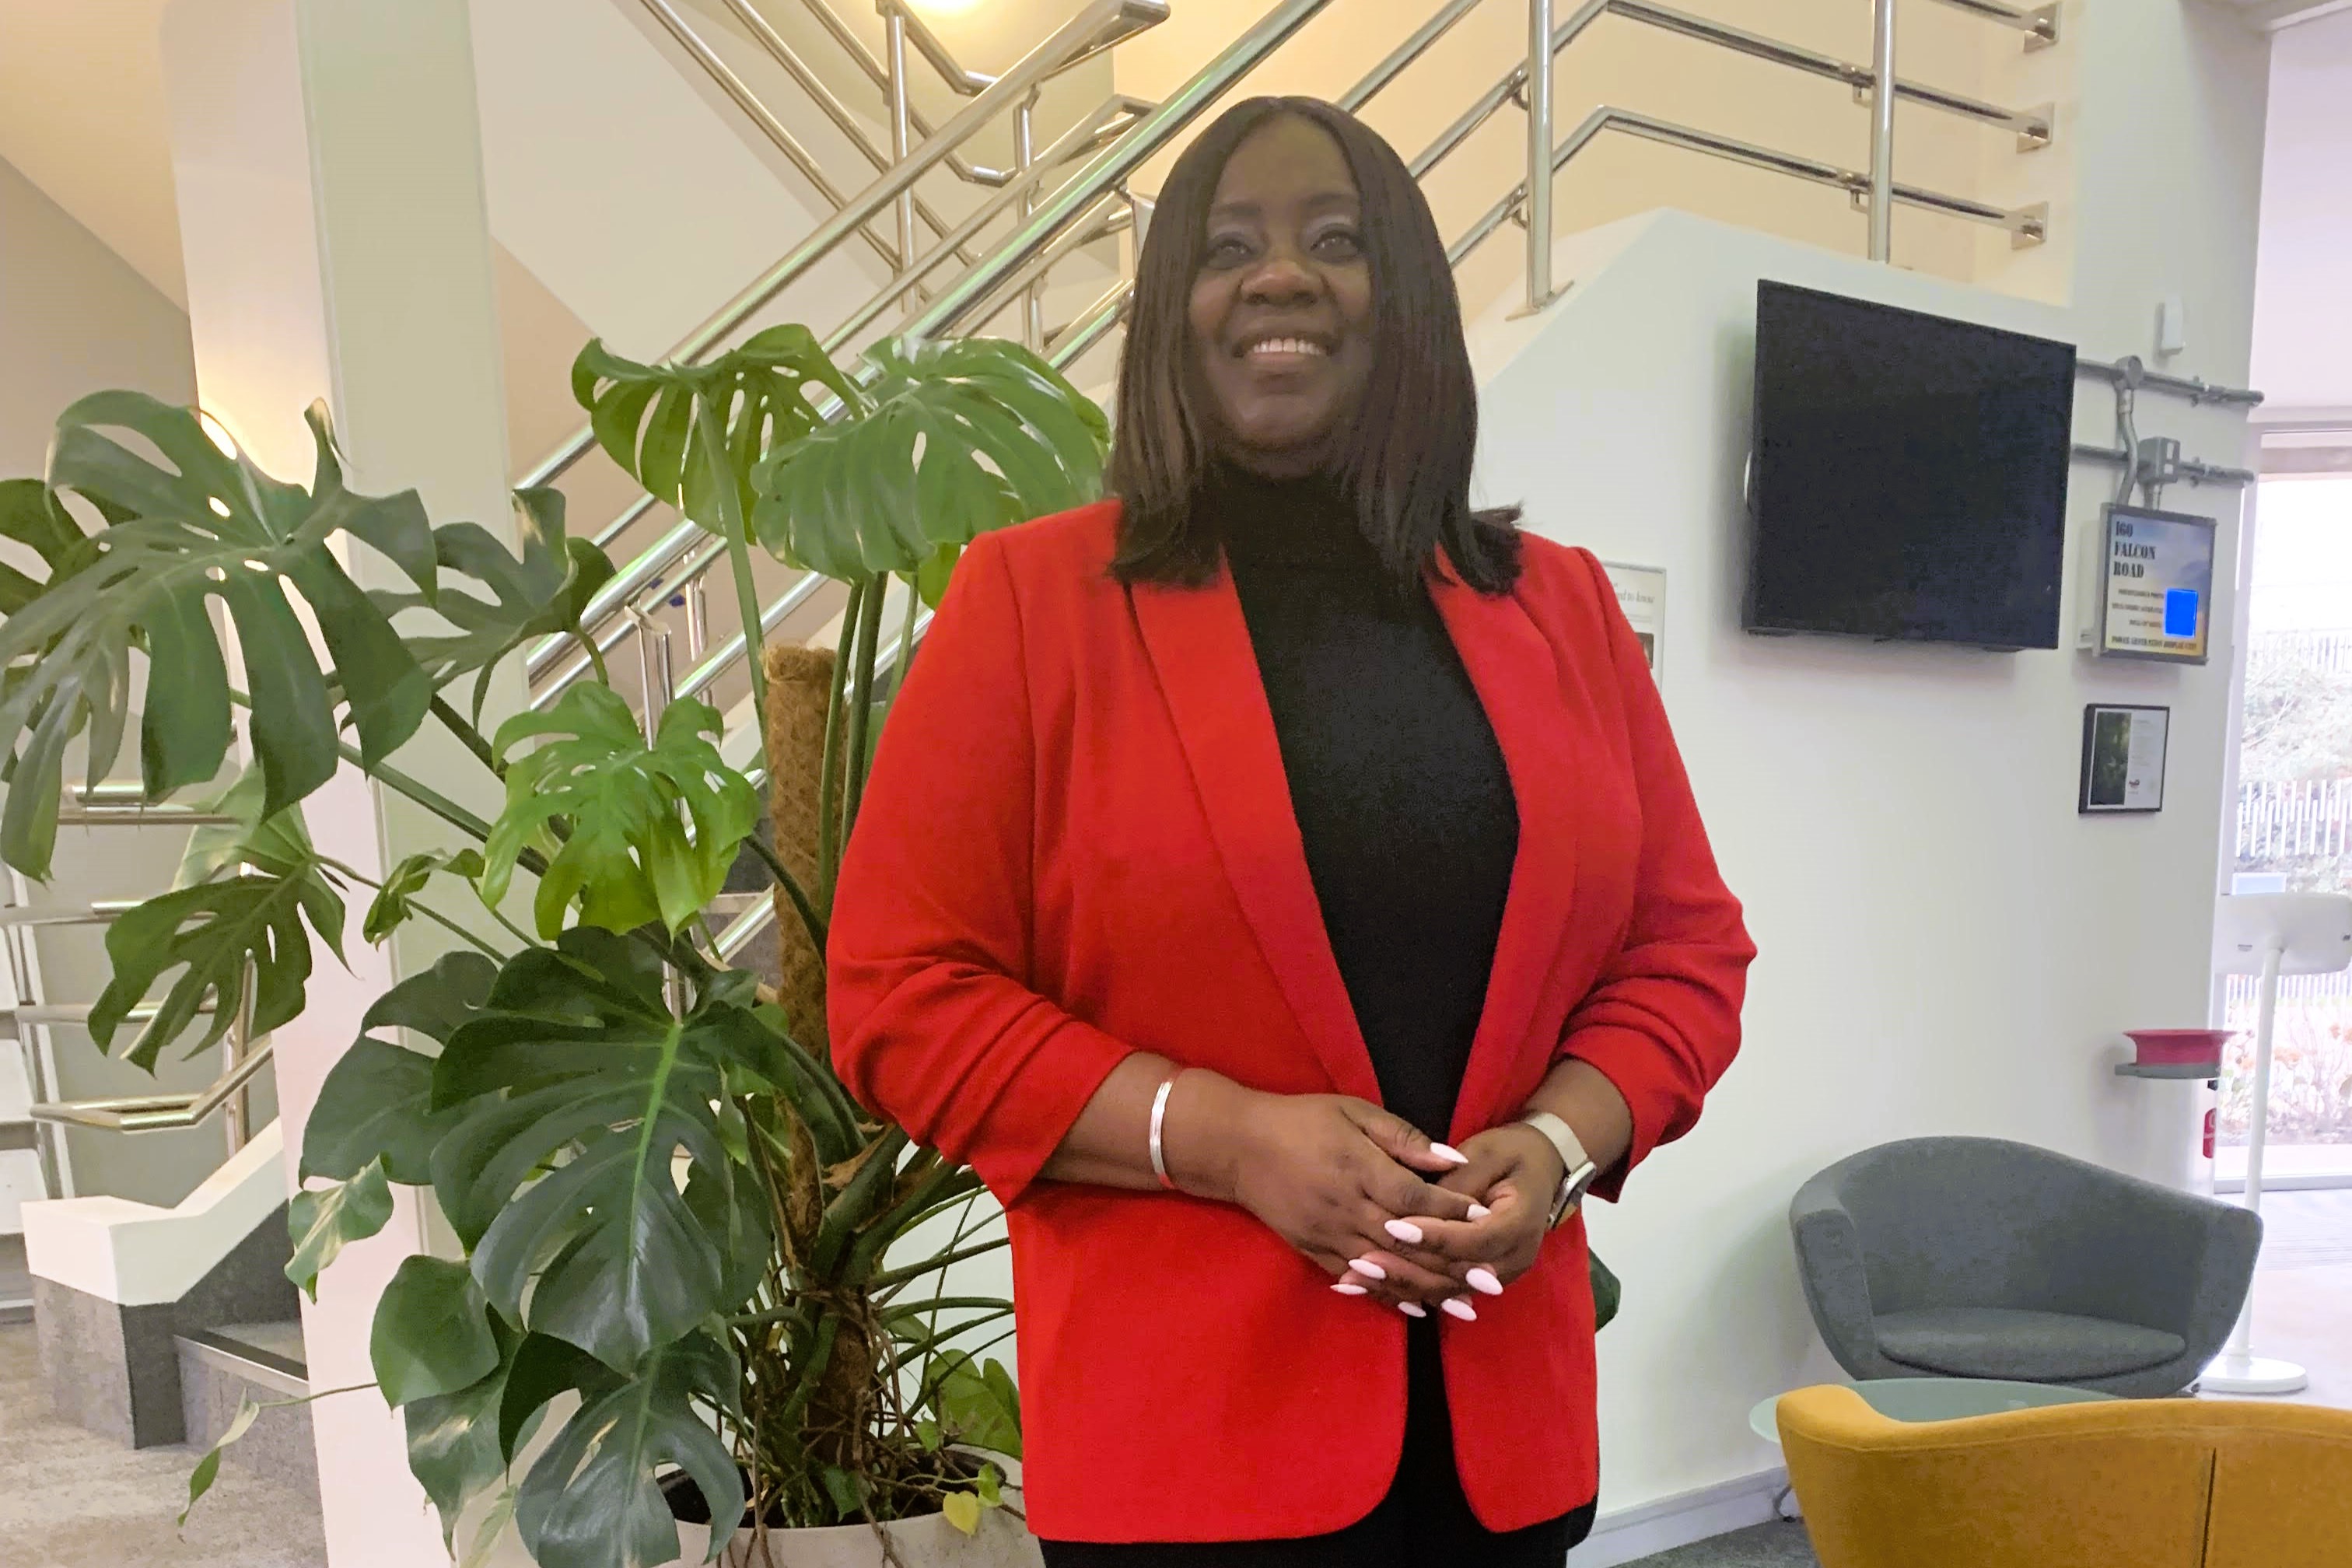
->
[1745,280,2076,651]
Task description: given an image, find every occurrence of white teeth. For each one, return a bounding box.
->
[1245,337,1327,358]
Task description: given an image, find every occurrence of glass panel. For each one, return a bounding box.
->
[2222,473,2352,1184]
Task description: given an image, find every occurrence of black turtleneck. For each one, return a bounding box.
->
[1211,471,1519,1141]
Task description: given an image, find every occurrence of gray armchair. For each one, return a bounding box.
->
[1790,1137,2261,1398]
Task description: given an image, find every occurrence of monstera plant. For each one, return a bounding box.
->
[0,327,1107,1568]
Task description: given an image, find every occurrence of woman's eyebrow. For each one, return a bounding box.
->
[1206,190,1360,223]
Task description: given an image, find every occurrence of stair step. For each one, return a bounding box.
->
[175,1322,318,1498]
[193,1319,308,1379]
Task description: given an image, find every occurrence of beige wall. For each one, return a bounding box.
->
[0,154,194,474]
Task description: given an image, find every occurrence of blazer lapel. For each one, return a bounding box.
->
[1129,569,1384,1103]
[1431,570,1584,1143]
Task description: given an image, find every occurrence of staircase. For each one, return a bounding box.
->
[12,0,2063,1493]
[512,0,2064,975]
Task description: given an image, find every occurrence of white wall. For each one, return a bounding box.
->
[2250,8,2352,417]
[0,152,262,1214]
[0,154,194,475]
[1462,2,2270,1526]
[469,0,883,364]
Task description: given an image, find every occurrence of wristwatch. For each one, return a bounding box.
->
[1516,1111,1601,1229]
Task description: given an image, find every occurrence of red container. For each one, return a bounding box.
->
[2124,1028,2233,1069]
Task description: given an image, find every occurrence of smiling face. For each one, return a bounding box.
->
[1185,115,1374,478]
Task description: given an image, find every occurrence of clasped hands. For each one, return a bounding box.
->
[1209,1090,1569,1321]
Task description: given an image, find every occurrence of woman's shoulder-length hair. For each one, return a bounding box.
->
[1104,95,1521,595]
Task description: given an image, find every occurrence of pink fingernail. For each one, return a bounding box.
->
[1384,1219,1424,1245]
[1441,1297,1479,1322]
[1466,1203,1492,1221]
[1349,1257,1386,1282]
[1465,1267,1504,1297]
[1332,1281,1370,1297]
[1398,1301,1428,1318]
[1430,1143,1469,1165]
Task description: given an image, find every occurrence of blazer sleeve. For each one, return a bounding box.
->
[1556,548,1755,1201]
[827,530,1132,1206]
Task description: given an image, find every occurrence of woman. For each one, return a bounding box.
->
[829,98,1752,1563]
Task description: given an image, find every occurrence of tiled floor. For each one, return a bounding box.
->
[2241,1188,2352,1410]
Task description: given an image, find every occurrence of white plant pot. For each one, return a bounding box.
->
[673,1506,1043,1568]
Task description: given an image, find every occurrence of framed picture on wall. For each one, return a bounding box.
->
[2096,505,2217,664]
[1601,561,1666,678]
[2079,704,2170,814]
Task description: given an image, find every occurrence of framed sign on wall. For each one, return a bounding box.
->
[2079,703,2170,814]
[1601,561,1666,678]
[2095,505,2217,665]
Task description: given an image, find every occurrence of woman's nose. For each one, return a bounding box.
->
[1239,248,1321,304]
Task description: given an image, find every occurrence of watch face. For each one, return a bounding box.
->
[1552,1161,1598,1228]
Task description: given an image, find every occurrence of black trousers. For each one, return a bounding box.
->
[1039,1321,1596,1566]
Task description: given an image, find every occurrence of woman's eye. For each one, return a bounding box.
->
[1312,229,1363,259]
[1204,233,1254,266]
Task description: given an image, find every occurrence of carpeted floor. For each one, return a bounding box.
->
[0,1323,326,1568]
[1622,1521,1820,1566]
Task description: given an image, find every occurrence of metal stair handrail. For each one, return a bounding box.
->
[537,0,2063,691]
[1448,103,2046,270]
[516,0,1165,492]
[657,0,2075,969]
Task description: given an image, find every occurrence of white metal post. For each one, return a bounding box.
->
[1867,0,1897,262]
[1017,90,1045,352]
[884,4,917,271]
[2203,942,2308,1393]
[1524,0,1556,312]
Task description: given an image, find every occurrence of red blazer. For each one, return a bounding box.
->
[829,501,1752,1542]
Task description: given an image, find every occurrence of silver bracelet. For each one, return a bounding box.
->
[1148,1074,1181,1191]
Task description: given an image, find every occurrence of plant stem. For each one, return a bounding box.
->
[815,576,864,913]
[693,398,770,729]
[429,696,502,779]
[882,569,921,706]
[226,688,502,858]
[740,830,827,951]
[405,898,509,960]
[481,898,536,950]
[839,576,889,841]
[357,749,498,846]
[866,1237,1009,1293]
[575,632,611,687]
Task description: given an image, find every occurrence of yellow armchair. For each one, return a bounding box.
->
[1777,1384,2352,1568]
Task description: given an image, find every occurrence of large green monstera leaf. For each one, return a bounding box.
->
[481,684,760,940]
[0,394,611,880]
[571,324,859,536]
[369,486,617,721]
[428,929,782,1370]
[89,768,348,1070]
[751,336,1108,586]
[0,395,437,877]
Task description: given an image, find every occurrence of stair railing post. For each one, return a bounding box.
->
[1867,0,1896,262]
[223,957,256,1155]
[1524,0,1557,312]
[628,609,691,1016]
[1017,88,1045,351]
[884,2,918,271]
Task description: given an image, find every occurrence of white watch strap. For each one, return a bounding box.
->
[1517,1111,1598,1227]
[1517,1110,1591,1174]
